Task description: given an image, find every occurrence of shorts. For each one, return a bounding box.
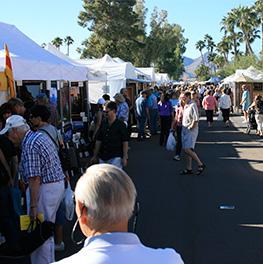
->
[182,126,198,149]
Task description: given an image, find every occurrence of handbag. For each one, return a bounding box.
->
[217,111,223,121]
[166,131,176,151]
[63,184,75,221]
[39,128,71,171]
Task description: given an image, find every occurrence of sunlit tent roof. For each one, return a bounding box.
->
[155,73,170,84]
[222,66,263,83]
[137,67,156,82]
[0,22,89,81]
[46,43,107,81]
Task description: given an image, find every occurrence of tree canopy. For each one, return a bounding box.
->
[78,0,188,79]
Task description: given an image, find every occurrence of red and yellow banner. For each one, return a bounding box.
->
[4,44,15,98]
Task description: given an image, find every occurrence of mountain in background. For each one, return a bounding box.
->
[182,53,210,80]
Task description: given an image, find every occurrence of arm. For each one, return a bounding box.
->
[0,149,11,183]
[10,155,18,182]
[90,141,102,164]
[122,141,129,167]
[93,112,102,140]
[28,176,41,220]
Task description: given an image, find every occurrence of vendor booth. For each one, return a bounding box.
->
[222,66,263,112]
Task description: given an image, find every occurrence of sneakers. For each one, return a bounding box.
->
[173,155,180,161]
[55,242,65,251]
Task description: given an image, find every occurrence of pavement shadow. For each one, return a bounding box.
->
[126,119,263,264]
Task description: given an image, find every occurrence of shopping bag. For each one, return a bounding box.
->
[217,111,223,121]
[64,184,75,221]
[166,131,176,151]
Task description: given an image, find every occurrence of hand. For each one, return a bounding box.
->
[122,158,128,167]
[30,206,37,221]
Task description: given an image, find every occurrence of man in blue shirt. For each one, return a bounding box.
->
[135,90,148,141]
[147,89,159,135]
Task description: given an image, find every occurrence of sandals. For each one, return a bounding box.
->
[196,164,206,175]
[180,169,193,175]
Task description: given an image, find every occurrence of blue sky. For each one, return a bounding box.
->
[1,0,259,60]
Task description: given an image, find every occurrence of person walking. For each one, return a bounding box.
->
[202,90,218,127]
[181,92,205,175]
[90,101,129,169]
[52,164,184,264]
[171,93,186,161]
[158,92,173,146]
[218,88,232,127]
[114,93,129,127]
[240,84,251,123]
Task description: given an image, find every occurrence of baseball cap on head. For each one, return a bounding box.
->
[97,98,106,105]
[0,115,27,135]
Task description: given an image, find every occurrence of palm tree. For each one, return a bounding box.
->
[221,11,240,58]
[253,0,263,54]
[204,34,215,54]
[233,6,260,55]
[64,36,74,56]
[195,40,206,64]
[217,37,232,64]
[51,37,63,50]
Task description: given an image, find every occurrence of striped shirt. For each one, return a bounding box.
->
[20,130,64,184]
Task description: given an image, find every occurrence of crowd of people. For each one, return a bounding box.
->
[0,80,262,263]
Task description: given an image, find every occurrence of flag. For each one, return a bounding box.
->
[4,44,15,98]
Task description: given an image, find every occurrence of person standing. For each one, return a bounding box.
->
[240,84,251,122]
[249,95,263,137]
[114,93,129,127]
[218,88,232,127]
[90,101,129,169]
[202,90,218,127]
[146,89,159,135]
[181,92,205,175]
[158,92,173,146]
[0,115,65,264]
[135,90,148,141]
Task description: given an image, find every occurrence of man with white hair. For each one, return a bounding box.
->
[53,164,184,264]
[0,115,65,264]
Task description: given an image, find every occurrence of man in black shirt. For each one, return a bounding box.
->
[90,101,129,169]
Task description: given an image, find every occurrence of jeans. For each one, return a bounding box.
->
[149,109,158,134]
[137,116,146,139]
[99,157,123,169]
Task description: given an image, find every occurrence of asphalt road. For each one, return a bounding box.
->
[56,117,263,264]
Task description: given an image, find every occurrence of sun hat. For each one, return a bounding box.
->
[113,93,125,103]
[0,115,27,135]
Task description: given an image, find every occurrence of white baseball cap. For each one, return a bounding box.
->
[0,115,27,135]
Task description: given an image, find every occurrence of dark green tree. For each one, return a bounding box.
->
[78,0,144,62]
[145,8,188,79]
[195,64,210,81]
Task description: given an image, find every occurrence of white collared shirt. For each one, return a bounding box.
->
[52,232,184,264]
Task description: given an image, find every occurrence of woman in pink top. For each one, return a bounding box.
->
[202,90,218,127]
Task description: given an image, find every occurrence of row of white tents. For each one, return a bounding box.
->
[0,21,171,104]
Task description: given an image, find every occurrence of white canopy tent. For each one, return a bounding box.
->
[0,22,89,81]
[77,54,149,102]
[136,67,156,82]
[155,73,170,85]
